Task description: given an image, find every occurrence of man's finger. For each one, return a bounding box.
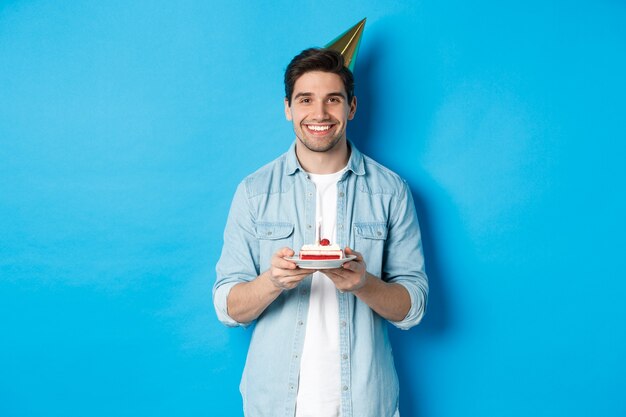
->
[344,247,364,261]
[274,266,311,279]
[277,247,296,258]
[288,269,312,279]
[341,261,358,271]
[324,268,346,279]
[272,255,298,270]
[276,270,310,289]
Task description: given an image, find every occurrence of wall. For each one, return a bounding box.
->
[1,1,625,416]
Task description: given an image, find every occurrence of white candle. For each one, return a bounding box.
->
[316,218,322,244]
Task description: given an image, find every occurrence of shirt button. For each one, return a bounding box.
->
[338,224,343,229]
[308,192,313,197]
[342,354,348,360]
[340,321,346,327]
[343,385,349,391]
[290,384,295,390]
[339,192,345,197]
[307,224,312,229]
[299,321,304,326]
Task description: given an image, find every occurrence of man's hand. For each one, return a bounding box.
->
[324,247,368,292]
[324,247,411,322]
[268,247,311,290]
[226,247,310,323]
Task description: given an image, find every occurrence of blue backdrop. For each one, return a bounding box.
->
[1,1,625,416]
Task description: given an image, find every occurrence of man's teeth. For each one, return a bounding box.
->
[307,125,331,131]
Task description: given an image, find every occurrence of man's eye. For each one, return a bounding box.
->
[328,97,341,103]
[300,98,311,104]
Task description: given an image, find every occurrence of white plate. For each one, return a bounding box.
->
[284,255,357,270]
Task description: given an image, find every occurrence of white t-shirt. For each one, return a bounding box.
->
[295,168,346,417]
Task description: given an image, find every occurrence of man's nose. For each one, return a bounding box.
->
[312,101,329,119]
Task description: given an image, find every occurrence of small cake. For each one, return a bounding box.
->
[299,238,343,260]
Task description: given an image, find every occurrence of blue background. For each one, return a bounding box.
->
[1,1,625,416]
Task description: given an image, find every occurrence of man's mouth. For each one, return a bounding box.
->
[304,124,335,135]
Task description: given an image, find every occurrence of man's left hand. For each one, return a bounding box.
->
[324,247,368,293]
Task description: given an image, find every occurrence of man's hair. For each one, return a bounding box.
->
[284,48,355,106]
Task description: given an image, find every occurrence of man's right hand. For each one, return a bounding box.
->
[227,247,310,323]
[268,247,310,290]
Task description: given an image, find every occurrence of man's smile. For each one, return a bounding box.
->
[303,123,336,135]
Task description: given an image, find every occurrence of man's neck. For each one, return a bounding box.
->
[295,139,350,174]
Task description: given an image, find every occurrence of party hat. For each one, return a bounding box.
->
[325,18,366,72]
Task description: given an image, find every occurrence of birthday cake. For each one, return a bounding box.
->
[299,238,343,260]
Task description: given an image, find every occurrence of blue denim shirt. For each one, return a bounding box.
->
[214,141,428,417]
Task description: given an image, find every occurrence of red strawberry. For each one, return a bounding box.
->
[320,238,330,246]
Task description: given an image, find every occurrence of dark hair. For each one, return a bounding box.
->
[284,48,354,106]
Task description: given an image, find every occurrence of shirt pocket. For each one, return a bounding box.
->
[353,222,388,277]
[255,222,295,272]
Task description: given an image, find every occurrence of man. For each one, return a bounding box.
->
[214,48,428,417]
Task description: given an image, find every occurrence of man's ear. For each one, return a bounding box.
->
[284,98,292,121]
[348,96,357,120]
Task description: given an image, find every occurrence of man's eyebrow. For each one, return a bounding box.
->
[293,92,313,99]
[293,91,347,99]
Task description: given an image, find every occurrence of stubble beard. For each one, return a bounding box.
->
[296,122,344,153]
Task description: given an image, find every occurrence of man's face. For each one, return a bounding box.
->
[284,71,357,153]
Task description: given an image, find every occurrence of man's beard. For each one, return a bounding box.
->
[297,135,342,153]
[296,124,344,153]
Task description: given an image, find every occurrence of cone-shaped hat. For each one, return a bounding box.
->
[325,18,366,72]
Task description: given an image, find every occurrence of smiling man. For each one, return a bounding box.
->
[214,48,428,417]
[286,70,355,158]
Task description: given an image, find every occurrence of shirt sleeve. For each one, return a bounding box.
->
[213,181,259,328]
[384,180,429,330]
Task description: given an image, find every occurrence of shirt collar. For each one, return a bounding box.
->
[284,140,366,176]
